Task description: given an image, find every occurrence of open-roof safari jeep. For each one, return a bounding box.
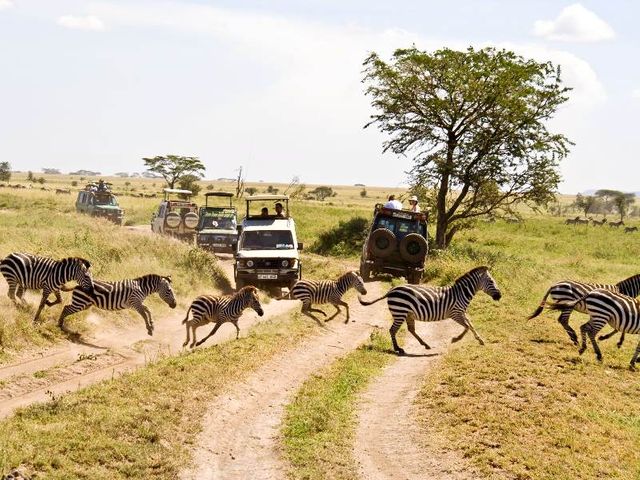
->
[196,192,238,254]
[360,204,428,284]
[151,188,200,241]
[76,181,124,225]
[234,195,303,293]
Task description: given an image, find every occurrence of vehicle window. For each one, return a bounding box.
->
[241,231,294,250]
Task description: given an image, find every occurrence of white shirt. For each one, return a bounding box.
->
[384,200,403,210]
[409,204,421,212]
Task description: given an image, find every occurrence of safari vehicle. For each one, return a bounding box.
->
[151,188,200,241]
[196,192,238,253]
[234,195,302,292]
[360,203,428,284]
[76,181,124,225]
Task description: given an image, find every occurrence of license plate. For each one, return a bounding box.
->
[212,243,227,247]
[257,274,278,280]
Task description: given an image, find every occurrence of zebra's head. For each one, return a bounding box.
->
[238,286,264,317]
[351,271,367,295]
[159,276,177,309]
[475,266,502,301]
[66,257,94,292]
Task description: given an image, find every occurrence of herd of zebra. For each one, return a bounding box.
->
[564,216,638,232]
[2,251,640,369]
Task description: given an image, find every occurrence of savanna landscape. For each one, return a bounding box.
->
[0,172,639,479]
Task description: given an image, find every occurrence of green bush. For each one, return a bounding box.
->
[310,217,369,258]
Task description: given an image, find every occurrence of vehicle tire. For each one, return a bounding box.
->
[165,212,181,228]
[399,233,428,263]
[369,228,396,258]
[184,212,199,229]
[359,258,371,282]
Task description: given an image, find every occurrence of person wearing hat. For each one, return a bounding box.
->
[408,195,421,212]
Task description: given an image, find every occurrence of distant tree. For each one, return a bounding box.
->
[37,177,46,184]
[71,180,78,187]
[42,168,61,175]
[178,174,202,197]
[308,186,335,201]
[360,188,367,198]
[142,155,205,189]
[572,194,598,217]
[594,189,620,215]
[613,192,635,222]
[27,171,35,182]
[206,184,215,190]
[245,187,258,196]
[235,166,246,198]
[266,185,280,194]
[0,162,11,181]
[363,46,571,248]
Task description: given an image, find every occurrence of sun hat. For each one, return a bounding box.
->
[409,195,418,202]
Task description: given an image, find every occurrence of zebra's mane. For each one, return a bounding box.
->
[453,266,489,285]
[62,257,91,268]
[134,274,170,284]
[234,286,258,297]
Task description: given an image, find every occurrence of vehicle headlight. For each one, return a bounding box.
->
[246,260,254,268]
[281,260,289,268]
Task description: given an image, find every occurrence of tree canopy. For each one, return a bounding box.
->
[142,155,205,189]
[363,46,572,248]
[0,162,11,182]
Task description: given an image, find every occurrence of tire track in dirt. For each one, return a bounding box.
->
[354,321,476,480]
[180,281,388,480]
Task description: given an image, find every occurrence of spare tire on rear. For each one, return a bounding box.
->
[399,233,428,263]
[184,212,199,229]
[369,228,396,258]
[165,212,181,228]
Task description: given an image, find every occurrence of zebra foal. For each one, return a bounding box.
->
[549,289,640,370]
[528,273,640,346]
[58,274,176,335]
[359,266,501,355]
[0,252,93,322]
[182,286,264,348]
[290,271,367,324]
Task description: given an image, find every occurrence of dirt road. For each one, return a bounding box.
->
[354,320,476,480]
[180,281,389,480]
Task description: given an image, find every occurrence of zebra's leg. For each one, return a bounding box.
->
[183,320,191,348]
[629,338,640,371]
[34,288,53,323]
[557,309,578,345]
[195,321,224,347]
[6,280,20,305]
[451,313,485,345]
[301,302,324,326]
[190,324,199,348]
[618,332,626,348]
[580,320,605,361]
[232,320,240,339]
[406,315,430,350]
[325,303,346,323]
[45,290,63,307]
[598,329,618,342]
[390,315,406,355]
[133,304,154,336]
[58,300,90,332]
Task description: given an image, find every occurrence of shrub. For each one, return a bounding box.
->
[311,217,369,257]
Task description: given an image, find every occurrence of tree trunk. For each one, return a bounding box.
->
[435,139,455,249]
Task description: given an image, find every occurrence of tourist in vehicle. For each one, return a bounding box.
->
[261,207,269,217]
[408,195,421,212]
[384,194,403,210]
[275,202,285,218]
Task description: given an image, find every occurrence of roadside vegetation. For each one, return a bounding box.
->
[0,313,318,479]
[282,330,393,480]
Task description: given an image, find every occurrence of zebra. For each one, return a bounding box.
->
[0,252,93,322]
[58,274,176,335]
[609,220,625,228]
[289,271,367,324]
[624,226,638,233]
[528,273,640,346]
[548,289,640,370]
[182,286,264,348]
[358,266,501,355]
[591,218,607,226]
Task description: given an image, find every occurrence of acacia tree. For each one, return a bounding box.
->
[0,162,10,181]
[142,155,205,189]
[573,194,598,217]
[363,47,572,248]
[611,191,635,221]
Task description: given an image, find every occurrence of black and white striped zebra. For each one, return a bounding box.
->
[528,273,640,346]
[290,271,367,324]
[182,286,264,348]
[0,252,93,322]
[359,266,501,355]
[548,289,640,370]
[58,274,177,335]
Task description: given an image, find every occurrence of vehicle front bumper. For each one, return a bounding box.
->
[235,268,300,286]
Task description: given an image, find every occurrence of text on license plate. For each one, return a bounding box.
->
[212,243,227,247]
[257,274,278,280]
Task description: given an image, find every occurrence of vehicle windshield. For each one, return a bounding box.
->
[374,217,426,240]
[199,210,237,230]
[94,195,118,206]
[241,230,294,250]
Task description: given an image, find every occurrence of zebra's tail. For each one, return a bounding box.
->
[181,306,193,325]
[358,292,389,306]
[528,288,553,319]
[547,297,582,313]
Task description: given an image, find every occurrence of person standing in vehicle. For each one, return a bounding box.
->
[384,195,403,210]
[408,195,421,212]
[274,202,285,218]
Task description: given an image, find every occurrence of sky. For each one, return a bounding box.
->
[0,1,638,192]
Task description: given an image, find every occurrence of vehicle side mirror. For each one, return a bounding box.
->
[298,243,304,251]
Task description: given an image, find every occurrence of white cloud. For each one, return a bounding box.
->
[533,4,614,42]
[632,89,640,99]
[0,0,13,11]
[57,15,105,31]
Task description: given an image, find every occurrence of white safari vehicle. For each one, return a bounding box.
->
[234,195,303,292]
[151,188,200,241]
